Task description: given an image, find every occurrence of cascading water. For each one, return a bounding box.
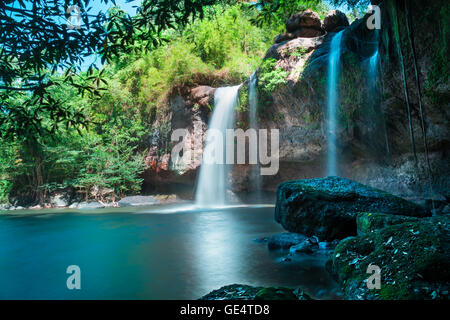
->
[368,50,379,79]
[326,30,344,177]
[195,85,241,207]
[248,72,262,202]
[368,48,390,160]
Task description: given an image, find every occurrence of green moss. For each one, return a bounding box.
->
[338,51,368,130]
[257,58,289,111]
[237,85,249,113]
[255,287,298,300]
[291,47,309,58]
[356,212,419,235]
[379,284,412,300]
[424,3,449,105]
[331,216,450,300]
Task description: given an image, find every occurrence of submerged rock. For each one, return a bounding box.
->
[200,284,311,300]
[289,237,319,254]
[329,215,450,300]
[275,176,429,241]
[266,232,307,250]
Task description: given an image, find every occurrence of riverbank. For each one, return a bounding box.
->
[0,194,183,212]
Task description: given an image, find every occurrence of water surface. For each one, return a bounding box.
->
[0,205,339,299]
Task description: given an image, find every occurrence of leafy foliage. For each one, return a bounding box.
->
[0,0,215,142]
[243,0,329,27]
[258,58,289,94]
[0,1,283,205]
[0,0,337,205]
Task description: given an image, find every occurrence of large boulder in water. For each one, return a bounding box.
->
[275,176,430,241]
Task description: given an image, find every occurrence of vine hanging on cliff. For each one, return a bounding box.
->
[389,0,417,164]
[404,0,431,174]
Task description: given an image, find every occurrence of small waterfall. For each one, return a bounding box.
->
[248,72,262,202]
[368,50,379,78]
[195,85,241,207]
[368,49,390,161]
[326,30,344,176]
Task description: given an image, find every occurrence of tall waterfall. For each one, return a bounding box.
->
[326,30,344,176]
[195,85,240,207]
[368,49,390,160]
[248,72,262,201]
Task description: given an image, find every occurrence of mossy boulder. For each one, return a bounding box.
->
[200,284,263,300]
[275,176,429,240]
[356,212,420,235]
[254,287,298,300]
[200,284,312,300]
[329,215,450,300]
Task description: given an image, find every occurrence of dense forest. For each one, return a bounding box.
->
[0,0,341,207]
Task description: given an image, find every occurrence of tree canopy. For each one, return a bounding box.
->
[0,0,216,140]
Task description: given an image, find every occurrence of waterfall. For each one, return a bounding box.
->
[195,85,241,207]
[368,49,390,161]
[368,50,379,78]
[326,30,344,176]
[248,72,262,202]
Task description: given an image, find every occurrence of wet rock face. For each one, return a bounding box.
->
[275,176,429,241]
[330,215,450,300]
[189,86,215,109]
[323,10,349,32]
[140,1,449,201]
[251,0,449,198]
[142,88,211,191]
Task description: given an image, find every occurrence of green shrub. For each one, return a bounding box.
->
[259,58,289,94]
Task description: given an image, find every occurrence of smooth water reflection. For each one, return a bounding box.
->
[0,206,339,299]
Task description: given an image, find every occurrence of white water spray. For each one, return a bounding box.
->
[326,30,344,176]
[195,85,240,207]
